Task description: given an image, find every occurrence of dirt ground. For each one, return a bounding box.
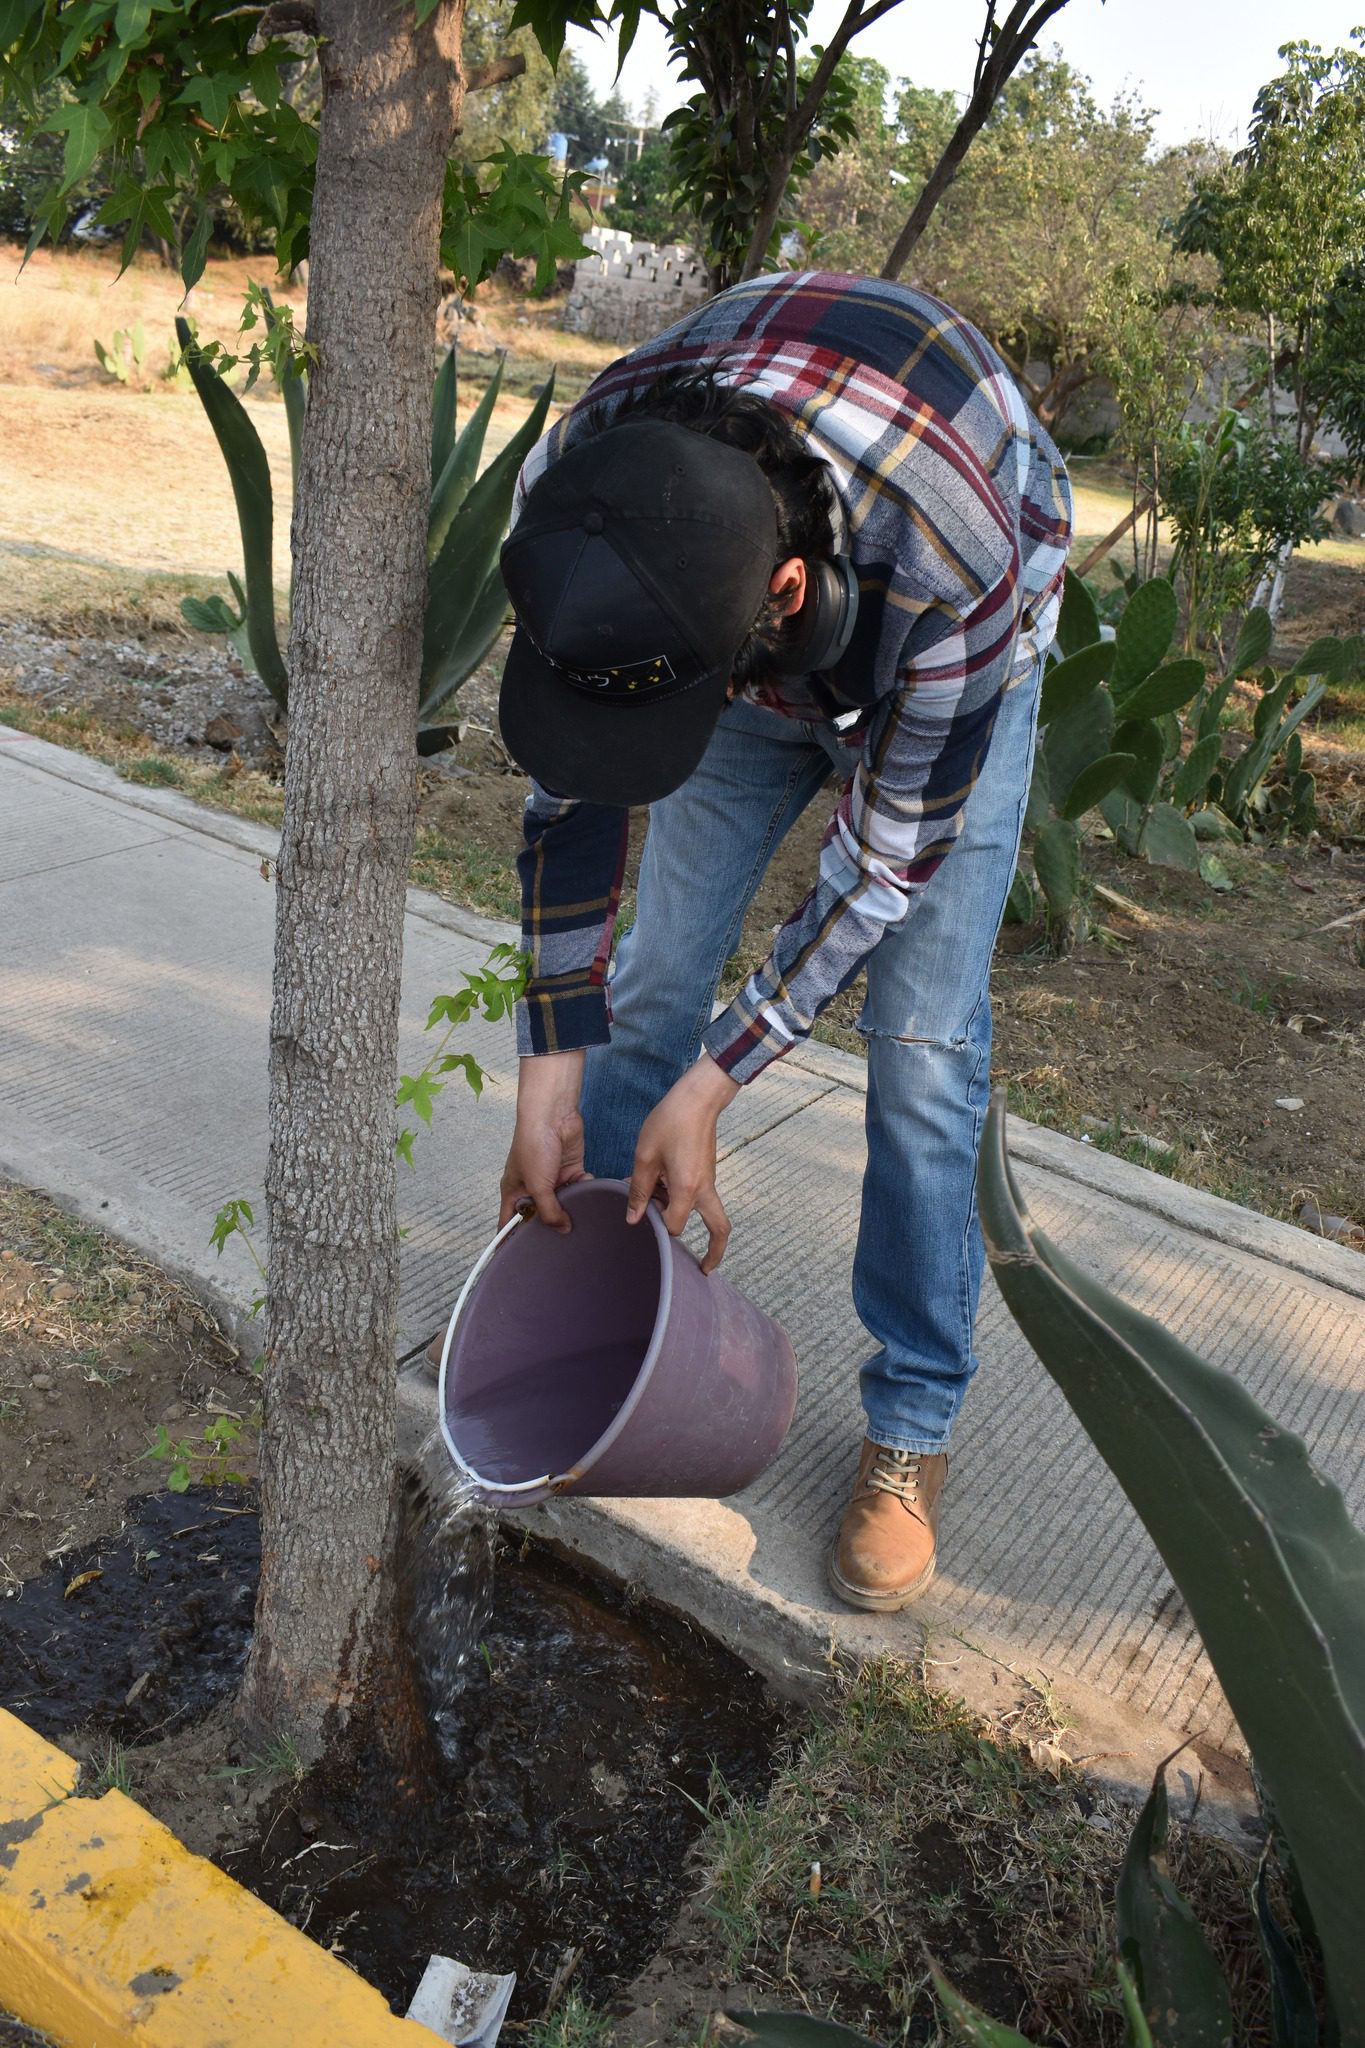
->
[1,1184,1275,2046]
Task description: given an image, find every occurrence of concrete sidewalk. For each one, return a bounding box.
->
[3,727,1363,1805]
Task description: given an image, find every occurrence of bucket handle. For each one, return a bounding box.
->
[436,1207,556,1497]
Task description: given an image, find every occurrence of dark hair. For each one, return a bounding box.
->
[584,359,838,681]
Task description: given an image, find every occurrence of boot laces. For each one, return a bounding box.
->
[867,1446,922,1501]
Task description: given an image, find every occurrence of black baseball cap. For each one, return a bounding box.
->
[498,418,778,806]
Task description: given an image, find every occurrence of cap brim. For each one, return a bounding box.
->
[498,628,731,807]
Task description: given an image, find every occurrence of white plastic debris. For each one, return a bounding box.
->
[405,1956,516,2048]
[1274,1097,1305,1111]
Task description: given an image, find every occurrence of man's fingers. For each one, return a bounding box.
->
[625,1159,662,1224]
[696,1186,732,1274]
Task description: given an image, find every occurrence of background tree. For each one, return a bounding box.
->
[608,130,697,244]
[1173,32,1365,613]
[879,0,1077,280]
[5,0,599,1775]
[457,0,557,170]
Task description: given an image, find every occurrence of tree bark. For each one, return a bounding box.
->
[242,0,465,1773]
[880,0,1073,283]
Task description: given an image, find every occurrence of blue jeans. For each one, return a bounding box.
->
[580,657,1041,1452]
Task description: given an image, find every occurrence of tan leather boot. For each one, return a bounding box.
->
[828,1439,947,1612]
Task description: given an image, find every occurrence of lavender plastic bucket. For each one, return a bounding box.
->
[436,1180,797,1506]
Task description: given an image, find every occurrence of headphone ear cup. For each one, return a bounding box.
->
[772,556,857,676]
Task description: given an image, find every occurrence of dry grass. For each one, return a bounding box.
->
[0,1181,230,1365]
[0,685,286,826]
[693,1658,1270,2047]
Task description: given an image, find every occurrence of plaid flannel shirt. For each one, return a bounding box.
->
[513,272,1072,1083]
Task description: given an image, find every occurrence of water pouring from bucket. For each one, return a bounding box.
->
[437,1180,797,1506]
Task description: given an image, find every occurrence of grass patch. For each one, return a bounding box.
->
[410,826,521,922]
[689,1658,1266,2046]
[0,546,247,637]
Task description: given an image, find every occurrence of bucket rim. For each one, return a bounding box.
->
[436,1180,675,1501]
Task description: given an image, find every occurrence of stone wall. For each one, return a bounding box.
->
[562,228,709,346]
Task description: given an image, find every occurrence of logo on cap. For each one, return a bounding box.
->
[554,652,679,699]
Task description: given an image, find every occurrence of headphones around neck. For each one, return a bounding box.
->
[768,552,860,678]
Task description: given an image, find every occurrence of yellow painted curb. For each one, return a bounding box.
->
[0,1707,446,2047]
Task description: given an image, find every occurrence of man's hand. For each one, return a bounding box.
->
[499,1049,588,1232]
[626,1053,741,1274]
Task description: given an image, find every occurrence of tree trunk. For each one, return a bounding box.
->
[242,0,465,1773]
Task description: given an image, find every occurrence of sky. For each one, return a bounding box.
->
[565,1,1365,152]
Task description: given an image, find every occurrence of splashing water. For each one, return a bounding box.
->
[405,1430,498,1764]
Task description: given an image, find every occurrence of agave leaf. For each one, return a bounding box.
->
[415,722,464,756]
[175,316,288,709]
[1060,752,1138,822]
[976,1097,1365,2041]
[419,562,510,722]
[1116,1766,1235,2048]
[1112,579,1178,699]
[1197,677,1235,742]
[1222,683,1326,822]
[428,356,505,564]
[432,342,457,494]
[725,2014,881,2048]
[1253,1850,1320,2048]
[1056,568,1101,660]
[421,373,555,691]
[1119,658,1207,722]
[1039,640,1115,726]
[931,1970,1039,2045]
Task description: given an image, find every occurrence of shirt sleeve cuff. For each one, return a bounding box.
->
[516,979,611,1058]
[701,990,801,1086]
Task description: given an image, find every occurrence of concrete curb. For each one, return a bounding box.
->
[0,1709,443,2047]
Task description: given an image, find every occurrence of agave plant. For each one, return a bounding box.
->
[176,295,554,754]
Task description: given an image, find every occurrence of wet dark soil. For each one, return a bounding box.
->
[0,1485,782,2022]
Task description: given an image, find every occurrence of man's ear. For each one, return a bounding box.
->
[769,556,807,616]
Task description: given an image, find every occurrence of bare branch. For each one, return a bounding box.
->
[465,54,526,92]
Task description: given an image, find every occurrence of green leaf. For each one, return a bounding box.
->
[428,356,504,563]
[1003,867,1035,925]
[1100,786,1142,856]
[1115,1958,1155,2048]
[1056,569,1101,660]
[1285,636,1345,684]
[1042,684,1114,812]
[976,1098,1365,2041]
[180,207,213,293]
[1112,578,1178,698]
[1060,753,1139,822]
[42,100,113,192]
[395,1070,442,1126]
[1038,640,1115,727]
[1253,1851,1320,2048]
[420,563,510,723]
[1118,658,1207,721]
[725,2017,881,2048]
[427,989,476,1030]
[1033,817,1080,918]
[176,318,289,710]
[395,1127,417,1169]
[1171,733,1222,810]
[1023,753,1051,832]
[1197,677,1235,742]
[431,344,457,495]
[1116,1767,1235,2048]
[1112,719,1165,806]
[1198,853,1234,892]
[930,1970,1040,2045]
[181,592,243,636]
[435,1052,485,1099]
[1227,606,1273,679]
[1138,803,1199,872]
[114,0,154,41]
